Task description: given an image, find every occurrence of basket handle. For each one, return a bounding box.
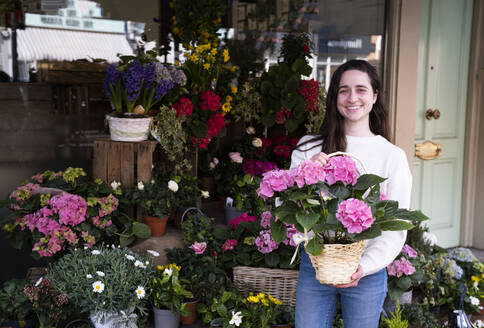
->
[180,207,204,224]
[327,151,369,174]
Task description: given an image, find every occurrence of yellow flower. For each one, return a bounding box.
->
[268,294,282,305]
[261,298,269,306]
[225,95,232,102]
[183,52,190,58]
[472,275,481,283]
[203,63,210,70]
[190,53,199,62]
[222,102,232,112]
[231,86,238,94]
[211,48,217,56]
[230,66,237,72]
[174,60,180,67]
[247,296,259,303]
[257,293,265,299]
[223,49,230,63]
[156,265,163,271]
[188,44,194,51]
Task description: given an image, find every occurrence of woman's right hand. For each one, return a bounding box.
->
[310,152,329,166]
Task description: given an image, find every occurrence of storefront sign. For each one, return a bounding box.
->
[25,13,126,34]
[319,35,374,55]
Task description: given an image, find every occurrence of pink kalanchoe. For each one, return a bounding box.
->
[222,239,237,253]
[189,241,207,255]
[291,160,326,187]
[387,258,416,277]
[336,198,374,233]
[229,213,258,229]
[257,169,295,199]
[401,244,418,258]
[255,230,279,254]
[323,156,359,186]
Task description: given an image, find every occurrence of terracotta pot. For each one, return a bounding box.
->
[180,299,199,325]
[144,216,167,237]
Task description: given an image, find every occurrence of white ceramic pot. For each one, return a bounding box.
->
[106,114,152,142]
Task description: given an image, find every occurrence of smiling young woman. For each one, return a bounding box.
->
[291,59,412,328]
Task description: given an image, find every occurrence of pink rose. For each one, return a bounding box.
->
[229,152,243,163]
[189,241,207,255]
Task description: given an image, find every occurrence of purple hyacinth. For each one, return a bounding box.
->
[169,66,187,86]
[104,64,122,96]
[154,80,175,101]
[123,61,145,102]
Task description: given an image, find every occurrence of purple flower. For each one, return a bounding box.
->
[255,230,278,253]
[169,66,187,86]
[323,156,358,186]
[401,244,418,258]
[260,211,272,229]
[336,198,374,234]
[104,64,122,96]
[242,159,278,176]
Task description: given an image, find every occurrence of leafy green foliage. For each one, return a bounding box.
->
[0,279,32,321]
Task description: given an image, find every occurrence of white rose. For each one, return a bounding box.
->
[252,137,263,148]
[246,126,256,134]
[137,181,144,191]
[168,180,179,192]
[201,190,210,199]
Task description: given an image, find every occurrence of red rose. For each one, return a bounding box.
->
[199,90,221,111]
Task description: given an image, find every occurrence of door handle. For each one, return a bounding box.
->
[426,109,441,120]
[415,140,442,160]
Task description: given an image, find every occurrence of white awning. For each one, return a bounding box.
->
[17,27,134,63]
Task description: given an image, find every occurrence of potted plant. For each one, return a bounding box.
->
[0,167,145,259]
[48,245,154,328]
[258,155,429,284]
[103,49,187,142]
[151,263,193,328]
[0,279,34,328]
[23,277,69,328]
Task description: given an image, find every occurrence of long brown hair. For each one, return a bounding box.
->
[298,59,390,153]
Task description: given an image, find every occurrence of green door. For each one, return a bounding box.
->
[412,0,473,248]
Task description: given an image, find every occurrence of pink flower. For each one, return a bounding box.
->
[257,169,294,199]
[291,160,326,187]
[387,258,416,277]
[336,198,374,233]
[49,193,88,226]
[255,230,279,254]
[401,244,418,258]
[260,211,272,229]
[323,156,358,186]
[189,241,207,255]
[222,239,237,252]
[379,193,387,200]
[229,213,257,229]
[229,152,243,163]
[283,224,298,247]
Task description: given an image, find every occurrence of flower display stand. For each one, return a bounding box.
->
[93,138,158,187]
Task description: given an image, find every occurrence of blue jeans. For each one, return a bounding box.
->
[295,248,387,328]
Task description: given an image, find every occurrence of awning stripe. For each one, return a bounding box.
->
[17,27,134,63]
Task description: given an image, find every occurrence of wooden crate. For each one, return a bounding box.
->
[93,138,158,187]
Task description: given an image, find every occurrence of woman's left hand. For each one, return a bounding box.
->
[333,265,363,288]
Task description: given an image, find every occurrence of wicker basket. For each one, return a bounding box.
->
[308,240,366,285]
[106,114,152,142]
[233,266,299,307]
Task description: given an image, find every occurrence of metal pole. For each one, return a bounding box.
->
[11,11,19,82]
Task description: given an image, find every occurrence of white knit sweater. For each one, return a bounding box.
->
[290,134,412,277]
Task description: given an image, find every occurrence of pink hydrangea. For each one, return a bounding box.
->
[283,224,298,247]
[255,230,279,254]
[189,241,207,255]
[336,198,374,233]
[49,193,87,226]
[257,169,294,199]
[9,183,40,210]
[323,156,358,186]
[290,160,326,187]
[401,244,418,258]
[229,213,258,229]
[98,194,119,217]
[260,211,272,229]
[387,258,416,277]
[222,239,237,252]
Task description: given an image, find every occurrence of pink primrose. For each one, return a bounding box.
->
[189,241,207,255]
[401,244,418,258]
[323,156,359,186]
[336,198,374,234]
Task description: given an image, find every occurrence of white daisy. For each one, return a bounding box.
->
[92,281,104,293]
[146,250,160,257]
[96,271,105,277]
[86,274,93,279]
[91,250,101,255]
[125,254,135,261]
[135,286,146,299]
